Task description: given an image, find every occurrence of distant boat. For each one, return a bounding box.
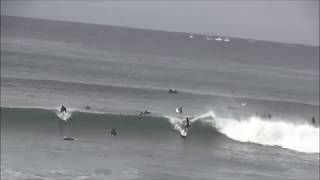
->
[215,37,223,41]
[189,35,194,39]
[223,37,230,42]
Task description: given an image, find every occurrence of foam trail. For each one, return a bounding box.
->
[166,116,188,136]
[205,111,319,153]
[56,111,72,121]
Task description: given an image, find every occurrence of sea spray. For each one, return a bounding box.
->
[167,111,319,153]
[166,116,188,136]
[56,111,72,121]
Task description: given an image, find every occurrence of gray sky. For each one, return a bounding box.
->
[1,0,319,46]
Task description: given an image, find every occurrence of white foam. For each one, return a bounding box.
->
[167,111,319,153]
[166,115,188,136]
[215,37,223,41]
[223,38,230,42]
[207,111,319,153]
[56,111,72,121]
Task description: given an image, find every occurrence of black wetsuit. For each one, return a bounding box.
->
[110,128,117,136]
[186,118,190,128]
[140,110,150,115]
[60,106,67,112]
[312,116,316,125]
[267,113,272,119]
[63,137,75,141]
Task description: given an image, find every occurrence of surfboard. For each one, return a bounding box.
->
[180,128,188,137]
[56,110,72,121]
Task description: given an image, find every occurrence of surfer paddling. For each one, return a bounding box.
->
[63,136,76,141]
[139,110,151,115]
[168,89,178,94]
[110,128,117,136]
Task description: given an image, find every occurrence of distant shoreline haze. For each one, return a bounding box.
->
[1,15,318,48]
[1,1,319,46]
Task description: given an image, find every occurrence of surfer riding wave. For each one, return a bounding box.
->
[56,105,72,121]
[166,111,319,153]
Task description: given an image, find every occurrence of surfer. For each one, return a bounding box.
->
[60,105,67,113]
[267,113,272,119]
[168,89,178,94]
[240,102,247,106]
[63,136,75,141]
[140,110,151,115]
[176,107,183,114]
[312,116,316,125]
[185,117,190,128]
[85,105,91,110]
[110,128,117,136]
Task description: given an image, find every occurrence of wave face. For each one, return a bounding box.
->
[2,106,319,154]
[2,107,319,179]
[52,107,319,153]
[167,111,319,153]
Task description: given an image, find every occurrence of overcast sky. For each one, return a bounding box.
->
[1,1,319,46]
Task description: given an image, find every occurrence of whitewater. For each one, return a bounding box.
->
[1,16,319,180]
[168,111,319,153]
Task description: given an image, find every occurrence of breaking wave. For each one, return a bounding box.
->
[3,107,318,153]
[167,111,319,153]
[56,110,72,121]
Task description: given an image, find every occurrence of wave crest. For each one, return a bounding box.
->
[167,111,319,153]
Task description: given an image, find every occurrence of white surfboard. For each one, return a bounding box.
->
[180,128,188,137]
[56,111,72,121]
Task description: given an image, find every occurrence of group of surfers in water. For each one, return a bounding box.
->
[59,100,317,140]
[59,104,191,139]
[60,105,118,138]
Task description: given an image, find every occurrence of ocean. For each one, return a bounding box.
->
[1,16,319,180]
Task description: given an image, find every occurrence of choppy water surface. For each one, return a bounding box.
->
[1,16,319,180]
